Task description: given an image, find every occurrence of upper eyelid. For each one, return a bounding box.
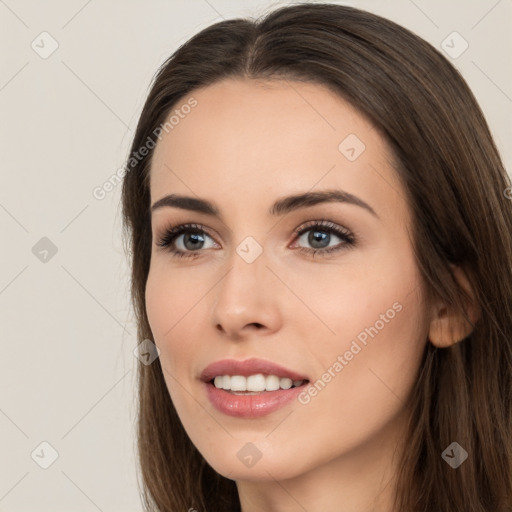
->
[156,220,344,235]
[156,220,351,247]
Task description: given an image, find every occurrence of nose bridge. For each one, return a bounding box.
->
[211,236,280,334]
[219,238,269,303]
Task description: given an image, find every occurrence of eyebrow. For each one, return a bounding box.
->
[150,189,379,219]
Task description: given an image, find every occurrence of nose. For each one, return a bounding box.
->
[210,245,282,340]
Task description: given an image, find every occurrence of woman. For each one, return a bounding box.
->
[121,3,512,511]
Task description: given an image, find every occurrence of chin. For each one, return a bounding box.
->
[199,443,310,482]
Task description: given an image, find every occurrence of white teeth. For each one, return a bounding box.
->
[280,378,293,389]
[266,375,280,391]
[247,374,266,392]
[230,375,246,391]
[212,374,305,392]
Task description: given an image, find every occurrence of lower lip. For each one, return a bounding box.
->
[204,381,308,418]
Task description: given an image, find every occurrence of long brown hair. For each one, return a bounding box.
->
[121,3,512,511]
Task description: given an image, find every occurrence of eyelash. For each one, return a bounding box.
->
[155,220,356,259]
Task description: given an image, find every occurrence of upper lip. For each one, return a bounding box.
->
[200,358,310,383]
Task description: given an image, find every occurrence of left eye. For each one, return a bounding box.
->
[292,221,355,256]
[156,220,356,258]
[297,227,343,249]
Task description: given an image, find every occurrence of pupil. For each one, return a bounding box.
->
[309,230,329,249]
[184,232,204,250]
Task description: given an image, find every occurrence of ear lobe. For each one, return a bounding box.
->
[428,265,480,348]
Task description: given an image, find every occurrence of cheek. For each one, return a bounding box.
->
[289,267,427,460]
[144,265,198,371]
[145,266,203,416]
[145,261,204,337]
[296,242,428,401]
[307,240,425,347]
[312,251,427,399]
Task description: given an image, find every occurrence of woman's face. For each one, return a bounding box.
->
[146,78,430,483]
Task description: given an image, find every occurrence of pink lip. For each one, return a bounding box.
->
[203,382,307,418]
[200,357,309,383]
[200,358,310,419]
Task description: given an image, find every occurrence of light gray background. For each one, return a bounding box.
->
[0,0,510,510]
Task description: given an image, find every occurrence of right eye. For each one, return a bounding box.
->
[156,223,218,258]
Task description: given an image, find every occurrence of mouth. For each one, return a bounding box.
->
[200,358,310,418]
[203,374,310,418]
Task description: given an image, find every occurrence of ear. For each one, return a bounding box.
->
[428,264,481,348]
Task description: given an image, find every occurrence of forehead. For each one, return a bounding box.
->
[149,78,407,225]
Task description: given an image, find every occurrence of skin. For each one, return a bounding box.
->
[145,78,476,512]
